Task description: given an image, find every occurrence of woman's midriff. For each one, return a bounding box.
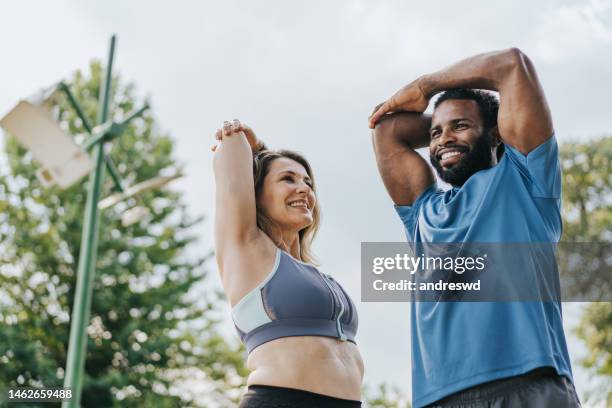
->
[246,336,364,401]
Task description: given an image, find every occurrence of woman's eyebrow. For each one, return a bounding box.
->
[278,170,311,182]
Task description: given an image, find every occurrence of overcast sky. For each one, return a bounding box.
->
[1,0,611,405]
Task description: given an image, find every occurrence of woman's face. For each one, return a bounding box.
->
[258,157,316,233]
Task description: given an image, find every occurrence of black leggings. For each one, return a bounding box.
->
[238,385,362,408]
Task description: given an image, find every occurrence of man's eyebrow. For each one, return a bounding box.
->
[431,118,473,130]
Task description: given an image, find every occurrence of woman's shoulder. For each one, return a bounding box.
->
[217,230,279,306]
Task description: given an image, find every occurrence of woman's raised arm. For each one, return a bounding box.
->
[213,119,265,266]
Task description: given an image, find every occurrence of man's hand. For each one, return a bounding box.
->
[368,78,429,129]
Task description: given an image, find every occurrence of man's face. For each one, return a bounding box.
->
[429,99,497,186]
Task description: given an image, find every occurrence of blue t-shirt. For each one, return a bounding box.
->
[395,135,572,408]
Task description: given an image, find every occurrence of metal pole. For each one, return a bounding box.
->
[104,155,124,193]
[60,81,125,193]
[62,34,116,408]
[118,103,149,128]
[58,82,93,133]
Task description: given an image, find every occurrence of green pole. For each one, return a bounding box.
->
[62,35,116,408]
[59,80,126,193]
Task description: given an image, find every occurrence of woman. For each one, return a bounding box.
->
[213,119,363,407]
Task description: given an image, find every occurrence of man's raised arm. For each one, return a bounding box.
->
[370,48,553,155]
[371,111,434,206]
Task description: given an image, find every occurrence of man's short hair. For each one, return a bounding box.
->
[434,89,504,160]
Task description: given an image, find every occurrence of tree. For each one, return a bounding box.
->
[0,61,247,407]
[364,384,411,408]
[560,137,611,243]
[560,136,612,406]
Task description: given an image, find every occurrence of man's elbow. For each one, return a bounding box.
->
[503,47,535,77]
[371,118,394,145]
[507,47,526,62]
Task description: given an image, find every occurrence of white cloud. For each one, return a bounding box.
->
[533,0,612,62]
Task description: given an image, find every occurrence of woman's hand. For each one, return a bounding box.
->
[212,119,266,152]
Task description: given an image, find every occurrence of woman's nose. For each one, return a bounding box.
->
[296,184,308,194]
[295,181,311,194]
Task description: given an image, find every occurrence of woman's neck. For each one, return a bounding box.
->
[275,230,301,260]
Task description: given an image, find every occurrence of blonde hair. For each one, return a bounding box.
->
[253,150,320,264]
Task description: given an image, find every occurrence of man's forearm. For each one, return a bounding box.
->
[374,112,431,151]
[371,112,435,206]
[418,48,524,98]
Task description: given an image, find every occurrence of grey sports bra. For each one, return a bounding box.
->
[232,248,358,353]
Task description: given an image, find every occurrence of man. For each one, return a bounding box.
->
[369,49,580,407]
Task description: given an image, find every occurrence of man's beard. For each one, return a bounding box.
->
[430,131,495,186]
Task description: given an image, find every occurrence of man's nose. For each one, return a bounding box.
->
[438,127,457,146]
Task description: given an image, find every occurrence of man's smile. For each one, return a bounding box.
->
[437,147,468,167]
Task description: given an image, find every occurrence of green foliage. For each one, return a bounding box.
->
[0,62,246,407]
[575,303,612,406]
[364,384,411,408]
[560,136,611,242]
[560,136,612,405]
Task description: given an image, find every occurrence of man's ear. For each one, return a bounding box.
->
[489,126,502,147]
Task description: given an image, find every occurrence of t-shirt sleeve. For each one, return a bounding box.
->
[394,183,438,239]
[502,134,561,199]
